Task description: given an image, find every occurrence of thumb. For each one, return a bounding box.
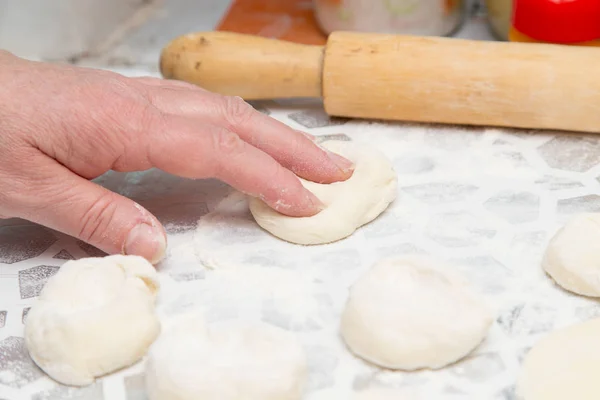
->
[15,158,167,264]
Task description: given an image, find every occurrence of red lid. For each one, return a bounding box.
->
[513,0,600,43]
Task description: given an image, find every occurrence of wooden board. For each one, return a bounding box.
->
[216,0,327,45]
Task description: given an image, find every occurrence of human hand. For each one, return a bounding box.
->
[0,51,354,264]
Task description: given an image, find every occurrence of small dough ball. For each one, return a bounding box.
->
[517,318,600,400]
[249,140,397,245]
[146,314,307,400]
[542,213,600,296]
[24,255,161,386]
[341,256,493,370]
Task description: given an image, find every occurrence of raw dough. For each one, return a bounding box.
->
[249,140,397,245]
[542,213,600,297]
[340,256,493,370]
[517,318,600,400]
[145,314,307,400]
[24,255,161,386]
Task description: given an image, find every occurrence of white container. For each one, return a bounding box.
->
[0,0,146,61]
[313,0,466,37]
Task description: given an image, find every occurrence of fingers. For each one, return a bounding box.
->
[10,154,167,264]
[146,116,324,217]
[144,87,354,184]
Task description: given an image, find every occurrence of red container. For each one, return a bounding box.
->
[510,0,600,46]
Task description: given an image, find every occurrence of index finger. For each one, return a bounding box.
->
[143,87,355,184]
[146,115,325,218]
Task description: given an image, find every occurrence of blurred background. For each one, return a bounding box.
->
[0,0,507,71]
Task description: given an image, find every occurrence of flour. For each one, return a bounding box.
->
[158,243,334,331]
[3,104,600,399]
[137,122,594,399]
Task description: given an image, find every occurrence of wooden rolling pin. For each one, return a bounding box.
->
[160,31,600,133]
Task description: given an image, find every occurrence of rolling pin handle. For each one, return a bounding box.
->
[160,31,325,100]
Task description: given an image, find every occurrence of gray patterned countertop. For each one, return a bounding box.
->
[2,96,600,400]
[2,6,598,400]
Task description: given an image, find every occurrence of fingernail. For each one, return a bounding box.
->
[327,151,355,174]
[124,223,167,264]
[305,189,326,212]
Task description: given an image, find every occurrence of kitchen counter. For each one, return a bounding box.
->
[3,3,598,400]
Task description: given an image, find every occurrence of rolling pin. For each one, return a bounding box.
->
[160,31,600,133]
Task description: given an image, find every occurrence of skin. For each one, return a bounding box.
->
[0,51,354,264]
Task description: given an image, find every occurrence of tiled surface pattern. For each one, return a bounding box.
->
[0,3,593,399]
[1,96,600,399]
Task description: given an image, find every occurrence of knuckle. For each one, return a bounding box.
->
[93,77,159,128]
[0,150,46,218]
[78,191,119,244]
[221,96,255,128]
[78,77,163,161]
[134,102,165,137]
[110,82,161,132]
[213,129,244,155]
[209,128,247,180]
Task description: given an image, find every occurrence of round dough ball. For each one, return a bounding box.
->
[249,140,397,245]
[340,256,493,370]
[517,318,600,400]
[145,314,307,400]
[542,213,600,297]
[24,255,161,386]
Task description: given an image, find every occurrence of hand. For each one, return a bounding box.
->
[0,51,354,264]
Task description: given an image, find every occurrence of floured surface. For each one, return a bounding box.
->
[146,314,307,400]
[2,99,600,399]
